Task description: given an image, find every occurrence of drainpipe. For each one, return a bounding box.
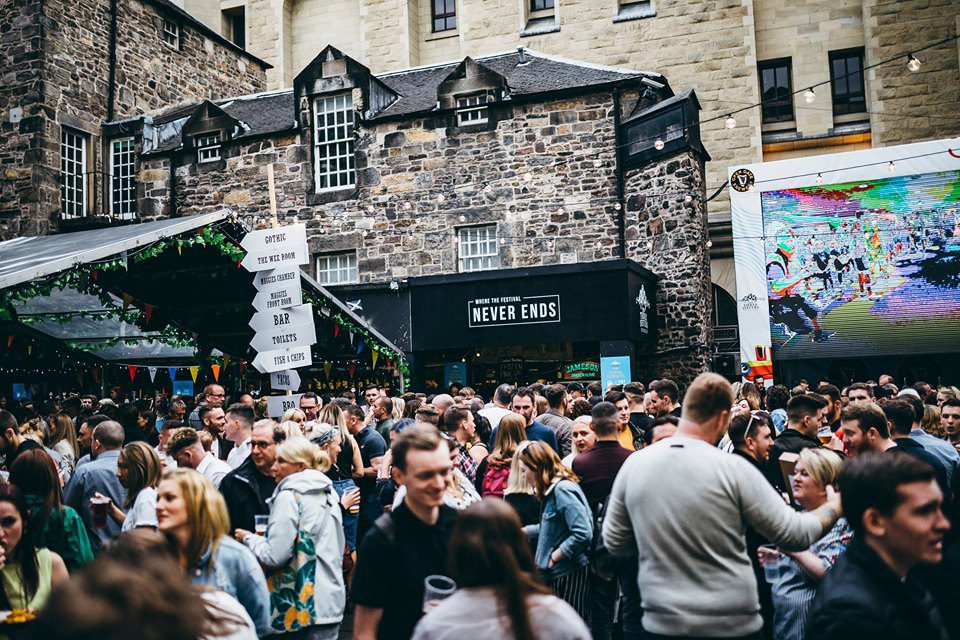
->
[169,151,179,218]
[107,0,118,121]
[612,85,626,259]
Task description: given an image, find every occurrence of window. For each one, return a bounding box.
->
[432,0,456,32]
[456,94,488,126]
[531,0,554,10]
[614,0,654,22]
[829,48,866,117]
[110,137,136,219]
[60,129,87,219]
[195,133,222,163]
[458,225,499,272]
[758,59,793,123]
[162,19,180,48]
[313,93,355,191]
[223,7,245,49]
[316,252,358,285]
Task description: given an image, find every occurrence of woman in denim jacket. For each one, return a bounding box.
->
[156,468,270,637]
[519,441,593,620]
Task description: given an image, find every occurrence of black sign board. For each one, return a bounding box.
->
[499,357,524,382]
[409,259,657,351]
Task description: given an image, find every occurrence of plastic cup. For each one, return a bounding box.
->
[254,515,268,535]
[91,496,110,529]
[760,544,780,583]
[422,575,456,613]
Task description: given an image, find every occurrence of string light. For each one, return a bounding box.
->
[706,240,713,248]
[907,54,921,72]
[816,173,823,184]
[803,88,816,103]
[725,114,736,129]
[437,194,445,203]
[654,138,665,150]
[458,215,466,222]
[403,202,411,210]
[614,203,622,210]
[684,195,693,203]
[523,172,532,182]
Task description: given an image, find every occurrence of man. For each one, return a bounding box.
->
[643,391,658,417]
[298,391,320,422]
[478,383,515,430]
[649,379,681,417]
[165,427,231,487]
[239,393,256,409]
[187,384,226,429]
[223,403,254,469]
[371,397,396,441]
[80,395,96,411]
[76,413,111,467]
[817,384,843,430]
[219,419,283,532]
[0,409,42,469]
[650,415,678,444]
[352,426,457,640]
[457,386,476,400]
[807,454,956,640]
[539,384,574,458]
[414,404,440,428]
[346,403,387,544]
[572,401,639,640]
[942,399,960,451]
[488,387,558,452]
[198,405,230,461]
[603,373,842,640]
[567,381,586,400]
[606,391,640,451]
[157,397,187,432]
[847,382,875,404]
[840,402,897,456]
[882,399,950,493]
[904,393,959,485]
[764,384,790,435]
[363,384,381,416]
[63,420,126,552]
[429,394,455,424]
[766,393,828,491]
[878,373,895,387]
[624,382,653,444]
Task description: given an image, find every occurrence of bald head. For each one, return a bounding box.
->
[92,420,124,451]
[431,394,455,416]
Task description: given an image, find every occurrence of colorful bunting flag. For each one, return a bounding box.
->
[128,366,137,381]
[371,350,379,369]
[189,366,199,382]
[144,303,154,324]
[211,365,220,381]
[323,362,332,379]
[168,367,178,381]
[122,293,133,312]
[148,367,158,382]
[348,362,356,378]
[333,324,340,338]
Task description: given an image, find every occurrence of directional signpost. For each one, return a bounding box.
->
[270,369,301,392]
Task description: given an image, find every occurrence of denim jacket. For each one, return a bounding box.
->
[192,535,271,637]
[523,479,593,579]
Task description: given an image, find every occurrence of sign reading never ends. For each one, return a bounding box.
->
[468,295,560,329]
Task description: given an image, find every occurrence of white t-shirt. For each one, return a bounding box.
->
[226,439,251,470]
[122,487,158,531]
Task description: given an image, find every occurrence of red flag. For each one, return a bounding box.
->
[239,360,246,375]
[128,366,137,381]
[144,304,154,324]
[348,362,356,378]
[333,324,340,338]
[6,335,12,348]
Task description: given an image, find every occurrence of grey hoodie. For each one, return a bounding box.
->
[244,468,346,630]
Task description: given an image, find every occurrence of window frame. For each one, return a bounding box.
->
[223,7,245,49]
[162,18,180,49]
[432,0,457,33]
[530,0,555,10]
[60,128,88,220]
[312,93,356,192]
[456,93,489,126]
[316,251,359,286]
[109,137,137,220]
[195,132,222,164]
[457,225,500,273]
[829,48,867,118]
[757,58,794,124]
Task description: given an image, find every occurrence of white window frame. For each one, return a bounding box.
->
[313,93,356,192]
[162,19,180,48]
[456,94,489,126]
[110,137,137,220]
[60,128,87,219]
[458,225,499,273]
[195,132,222,163]
[316,252,358,285]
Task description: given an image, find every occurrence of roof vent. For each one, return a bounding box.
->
[517,46,527,65]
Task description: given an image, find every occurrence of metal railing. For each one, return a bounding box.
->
[59,170,138,223]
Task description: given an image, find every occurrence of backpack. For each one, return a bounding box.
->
[481,459,511,497]
[589,496,619,580]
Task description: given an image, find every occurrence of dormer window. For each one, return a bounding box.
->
[195,132,222,163]
[456,94,488,126]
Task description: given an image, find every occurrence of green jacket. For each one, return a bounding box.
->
[25,495,93,572]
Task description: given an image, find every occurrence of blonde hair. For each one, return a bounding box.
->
[48,413,79,458]
[798,448,842,489]
[275,437,330,472]
[119,442,162,509]
[503,440,535,497]
[318,403,357,460]
[277,420,305,440]
[391,398,404,420]
[280,408,306,424]
[160,468,230,568]
[19,418,48,446]
[535,395,549,416]
[518,441,579,500]
[922,404,945,438]
[490,413,526,463]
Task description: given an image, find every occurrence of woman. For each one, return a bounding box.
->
[156,468,270,636]
[281,408,307,426]
[8,450,93,572]
[47,413,79,479]
[390,397,405,422]
[316,403,363,485]
[922,404,945,438]
[519,442,592,619]
[411,500,591,640]
[19,418,68,482]
[0,483,69,611]
[96,441,162,531]
[503,441,539,527]
[561,416,595,467]
[936,386,960,408]
[138,410,159,447]
[401,398,422,421]
[309,422,362,554]
[476,413,526,497]
[758,448,851,640]
[235,438,346,639]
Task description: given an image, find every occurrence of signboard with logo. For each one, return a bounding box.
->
[444,362,467,388]
[600,356,631,391]
[561,361,600,381]
[499,357,524,383]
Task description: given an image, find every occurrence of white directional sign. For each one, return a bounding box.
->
[248,304,314,332]
[270,369,301,392]
[266,394,304,418]
[241,224,308,253]
[251,321,317,352]
[252,345,313,374]
[241,242,310,273]
[253,266,302,296]
[252,283,303,313]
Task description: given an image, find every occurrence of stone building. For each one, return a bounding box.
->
[0,0,268,237]
[119,46,713,387]
[173,0,960,317]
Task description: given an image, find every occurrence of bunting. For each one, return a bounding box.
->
[128,366,137,381]
[323,362,332,379]
[168,367,178,381]
[211,364,221,381]
[144,303,154,324]
[333,324,340,338]
[371,350,379,369]
[189,366,199,382]
[122,293,133,312]
[148,367,158,382]
[6,336,12,348]
[348,362,356,378]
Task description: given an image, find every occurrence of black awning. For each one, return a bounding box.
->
[407,259,658,351]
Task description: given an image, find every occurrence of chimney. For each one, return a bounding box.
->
[517,46,527,65]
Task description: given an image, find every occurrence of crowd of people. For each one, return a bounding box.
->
[0,373,957,639]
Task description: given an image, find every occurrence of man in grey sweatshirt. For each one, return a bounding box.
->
[602,373,842,639]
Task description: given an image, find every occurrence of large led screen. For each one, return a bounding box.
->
[762,170,960,358]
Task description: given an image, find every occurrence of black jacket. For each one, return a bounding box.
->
[807,539,959,640]
[765,428,820,491]
[218,456,275,532]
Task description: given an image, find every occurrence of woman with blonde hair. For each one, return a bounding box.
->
[281,408,307,426]
[309,422,362,555]
[503,440,539,526]
[156,468,269,636]
[96,441,162,531]
[922,404,945,438]
[518,441,592,619]
[476,413,526,498]
[315,403,363,483]
[390,397,405,421]
[47,413,79,477]
[235,437,346,638]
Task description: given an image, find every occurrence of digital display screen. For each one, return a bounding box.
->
[762,170,960,359]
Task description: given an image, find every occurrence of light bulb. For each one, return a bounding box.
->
[654,138,665,150]
[614,203,622,210]
[499,238,506,245]
[523,172,532,182]
[803,88,816,103]
[593,160,602,168]
[707,240,713,248]
[816,173,823,184]
[437,194,445,203]
[403,201,411,210]
[725,114,736,129]
[684,195,693,203]
[888,161,896,172]
[907,54,921,72]
[557,207,565,215]
[459,215,466,222]
[646,241,654,250]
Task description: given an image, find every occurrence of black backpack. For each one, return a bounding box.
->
[589,496,618,580]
